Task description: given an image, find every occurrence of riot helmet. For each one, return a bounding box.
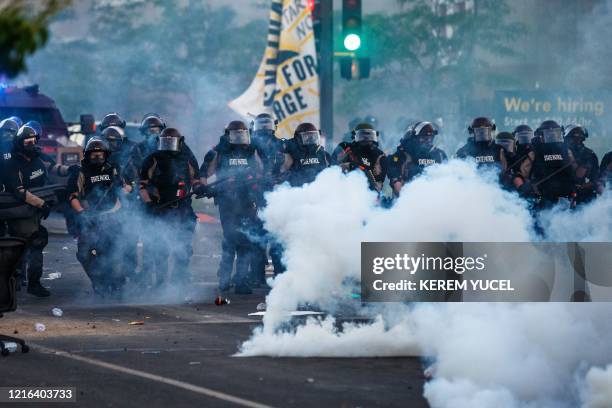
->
[535,120,564,144]
[225,120,250,145]
[353,123,379,144]
[24,120,43,137]
[468,117,496,142]
[15,125,40,156]
[252,113,276,138]
[158,128,183,152]
[0,118,20,146]
[564,124,588,149]
[84,137,110,167]
[101,126,126,152]
[99,112,126,131]
[495,131,516,154]
[294,122,321,146]
[139,114,166,140]
[513,124,533,146]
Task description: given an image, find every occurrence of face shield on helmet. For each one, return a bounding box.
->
[102,126,125,152]
[354,128,378,143]
[228,129,250,145]
[0,129,15,146]
[515,130,533,145]
[158,136,181,152]
[496,139,515,153]
[542,128,563,144]
[297,130,320,146]
[473,127,493,142]
[253,117,276,133]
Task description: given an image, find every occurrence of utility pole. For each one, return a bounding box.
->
[317,0,334,145]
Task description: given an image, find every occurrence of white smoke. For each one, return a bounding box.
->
[237,160,612,408]
[582,364,612,408]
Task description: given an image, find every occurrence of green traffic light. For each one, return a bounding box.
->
[343,33,361,51]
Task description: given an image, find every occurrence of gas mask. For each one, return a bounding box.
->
[88,152,106,168]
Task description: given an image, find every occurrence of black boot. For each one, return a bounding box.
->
[27,281,50,297]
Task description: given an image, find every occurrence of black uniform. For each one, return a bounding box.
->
[456,139,506,169]
[570,144,599,205]
[0,144,11,236]
[531,142,575,206]
[68,160,125,294]
[4,151,67,294]
[284,138,331,187]
[140,148,199,287]
[336,141,387,192]
[201,140,262,293]
[387,142,447,187]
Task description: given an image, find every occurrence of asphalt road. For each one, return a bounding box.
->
[0,211,428,408]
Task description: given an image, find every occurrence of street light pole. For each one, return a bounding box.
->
[319,0,334,145]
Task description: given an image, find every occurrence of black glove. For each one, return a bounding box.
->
[193,184,213,198]
[40,202,51,220]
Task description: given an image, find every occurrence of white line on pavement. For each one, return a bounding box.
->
[33,344,274,408]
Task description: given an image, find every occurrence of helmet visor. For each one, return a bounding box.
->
[253,117,275,132]
[473,127,492,142]
[543,128,563,144]
[0,129,15,143]
[158,136,180,152]
[496,139,515,153]
[354,128,378,143]
[516,131,533,145]
[228,129,250,145]
[298,130,320,146]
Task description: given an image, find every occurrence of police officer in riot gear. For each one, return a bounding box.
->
[529,120,577,207]
[331,117,361,164]
[248,113,286,284]
[131,114,166,173]
[1,117,20,185]
[456,117,508,172]
[387,121,447,197]
[564,125,602,204]
[0,117,20,237]
[68,137,127,295]
[4,124,71,296]
[335,123,387,192]
[495,131,517,189]
[199,120,263,294]
[511,124,537,197]
[139,128,200,289]
[101,125,138,184]
[282,122,331,186]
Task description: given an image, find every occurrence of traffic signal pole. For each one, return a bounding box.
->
[318,0,334,144]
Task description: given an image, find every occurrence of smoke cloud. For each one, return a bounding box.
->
[237,160,612,408]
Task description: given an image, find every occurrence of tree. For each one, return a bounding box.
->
[0,0,70,78]
[336,0,526,128]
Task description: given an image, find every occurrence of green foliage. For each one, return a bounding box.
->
[337,0,526,117]
[0,0,69,78]
[22,1,267,124]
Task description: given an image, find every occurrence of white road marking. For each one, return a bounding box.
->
[34,344,274,408]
